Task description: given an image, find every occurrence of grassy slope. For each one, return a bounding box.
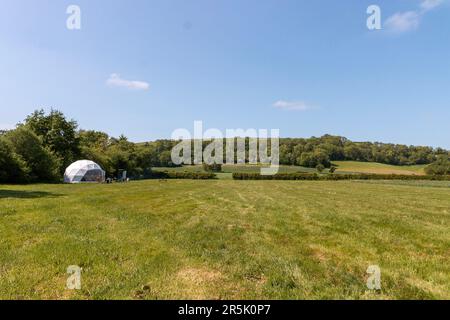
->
[0,180,449,300]
[332,161,426,175]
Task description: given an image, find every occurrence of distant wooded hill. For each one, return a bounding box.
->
[138,135,448,168]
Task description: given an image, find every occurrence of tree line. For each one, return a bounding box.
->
[278,135,449,168]
[1,109,449,183]
[0,110,180,183]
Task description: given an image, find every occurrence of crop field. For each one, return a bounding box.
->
[0,179,449,300]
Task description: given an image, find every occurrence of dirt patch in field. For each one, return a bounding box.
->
[175,267,223,299]
[178,267,222,283]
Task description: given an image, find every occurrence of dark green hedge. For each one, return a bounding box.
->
[233,173,321,180]
[232,173,450,181]
[151,171,216,180]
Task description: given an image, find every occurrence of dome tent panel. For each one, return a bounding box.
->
[82,169,104,182]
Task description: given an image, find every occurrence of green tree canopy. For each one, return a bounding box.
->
[425,155,450,175]
[4,127,60,182]
[24,109,80,171]
[0,137,30,183]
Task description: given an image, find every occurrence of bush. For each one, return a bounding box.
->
[203,163,222,172]
[316,164,325,173]
[0,138,30,183]
[4,127,60,182]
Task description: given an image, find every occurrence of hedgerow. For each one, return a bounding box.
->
[232,173,450,181]
[151,171,216,180]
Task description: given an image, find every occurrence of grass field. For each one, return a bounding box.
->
[332,161,426,175]
[152,164,316,179]
[0,179,449,299]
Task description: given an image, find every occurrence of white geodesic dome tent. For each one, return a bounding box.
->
[64,160,105,183]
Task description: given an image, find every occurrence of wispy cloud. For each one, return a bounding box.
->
[273,100,317,111]
[106,74,150,91]
[421,0,444,11]
[385,11,420,33]
[385,0,446,33]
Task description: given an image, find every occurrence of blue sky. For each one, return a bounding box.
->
[1,0,449,148]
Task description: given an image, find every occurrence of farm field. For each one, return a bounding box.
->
[0,179,449,300]
[332,161,427,175]
[153,164,316,179]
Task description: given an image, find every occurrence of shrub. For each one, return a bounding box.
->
[203,163,222,172]
[4,127,60,182]
[0,138,30,183]
[316,164,325,173]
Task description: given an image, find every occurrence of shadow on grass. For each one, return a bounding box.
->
[0,190,63,199]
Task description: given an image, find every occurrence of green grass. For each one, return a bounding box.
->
[153,164,316,180]
[0,180,449,299]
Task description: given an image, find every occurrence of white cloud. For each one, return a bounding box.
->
[385,0,446,33]
[273,100,316,111]
[106,74,150,91]
[385,11,420,33]
[420,0,444,11]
